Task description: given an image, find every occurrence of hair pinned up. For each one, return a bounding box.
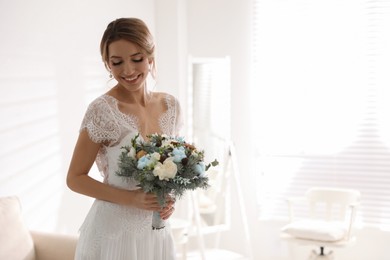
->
[100,18,156,78]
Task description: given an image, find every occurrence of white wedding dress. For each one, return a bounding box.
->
[74,94,182,260]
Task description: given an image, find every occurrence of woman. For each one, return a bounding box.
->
[66,18,182,259]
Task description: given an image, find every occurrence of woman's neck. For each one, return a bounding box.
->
[112,84,153,107]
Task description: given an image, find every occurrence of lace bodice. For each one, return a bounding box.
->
[80,93,183,182]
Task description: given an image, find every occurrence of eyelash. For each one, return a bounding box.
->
[111,58,144,66]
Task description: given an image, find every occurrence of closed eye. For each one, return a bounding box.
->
[112,61,123,66]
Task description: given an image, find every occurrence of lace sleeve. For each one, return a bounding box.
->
[80,97,120,144]
[160,94,184,136]
[174,97,184,135]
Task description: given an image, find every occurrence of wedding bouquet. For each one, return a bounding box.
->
[116,133,219,230]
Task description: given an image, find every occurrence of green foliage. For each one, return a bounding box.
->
[116,134,218,207]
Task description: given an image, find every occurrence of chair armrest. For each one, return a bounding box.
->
[345,202,360,240]
[30,231,78,260]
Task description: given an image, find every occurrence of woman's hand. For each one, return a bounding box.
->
[129,190,175,219]
[159,195,175,220]
[129,189,161,211]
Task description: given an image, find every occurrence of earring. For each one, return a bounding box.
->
[109,72,113,78]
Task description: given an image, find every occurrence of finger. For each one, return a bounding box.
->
[145,199,159,205]
[160,205,175,215]
[162,204,172,211]
[146,204,162,211]
[143,197,156,204]
[146,192,158,198]
[160,206,175,219]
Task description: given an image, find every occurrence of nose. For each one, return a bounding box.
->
[123,61,135,75]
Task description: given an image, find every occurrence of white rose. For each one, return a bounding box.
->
[161,139,174,148]
[151,152,161,161]
[153,157,178,180]
[127,147,136,158]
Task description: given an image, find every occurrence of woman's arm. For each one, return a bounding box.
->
[66,130,162,211]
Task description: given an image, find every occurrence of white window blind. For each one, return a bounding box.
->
[251,0,390,229]
[0,54,63,231]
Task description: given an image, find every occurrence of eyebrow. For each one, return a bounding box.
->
[110,52,142,59]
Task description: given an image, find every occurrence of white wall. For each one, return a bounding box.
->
[154,0,189,129]
[185,0,258,257]
[0,0,156,233]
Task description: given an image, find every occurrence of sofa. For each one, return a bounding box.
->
[0,196,78,260]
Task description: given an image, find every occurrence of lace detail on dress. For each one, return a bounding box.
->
[159,95,177,136]
[80,95,142,180]
[103,95,140,134]
[80,97,121,144]
[80,95,141,145]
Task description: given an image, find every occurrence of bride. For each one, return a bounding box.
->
[66,17,182,260]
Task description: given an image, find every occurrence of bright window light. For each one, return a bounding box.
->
[251,0,390,228]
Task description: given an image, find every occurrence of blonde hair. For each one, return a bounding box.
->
[100,18,156,78]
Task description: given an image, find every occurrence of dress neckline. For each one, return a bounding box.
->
[102,93,169,140]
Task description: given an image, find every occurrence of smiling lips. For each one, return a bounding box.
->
[123,74,140,83]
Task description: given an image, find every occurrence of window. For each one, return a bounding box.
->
[252,0,390,229]
[187,56,231,160]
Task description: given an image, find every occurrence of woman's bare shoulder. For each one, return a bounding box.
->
[152,91,177,103]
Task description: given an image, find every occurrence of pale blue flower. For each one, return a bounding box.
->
[176,136,185,143]
[194,162,206,177]
[137,156,150,170]
[172,147,187,163]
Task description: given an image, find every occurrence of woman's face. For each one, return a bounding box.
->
[108,39,152,91]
